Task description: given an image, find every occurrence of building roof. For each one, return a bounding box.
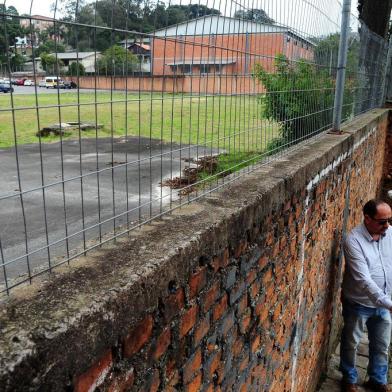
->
[152,15,315,46]
[118,38,150,44]
[34,52,99,62]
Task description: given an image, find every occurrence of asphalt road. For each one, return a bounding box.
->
[10,85,99,94]
[0,137,217,288]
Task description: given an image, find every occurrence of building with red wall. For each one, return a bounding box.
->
[151,15,314,77]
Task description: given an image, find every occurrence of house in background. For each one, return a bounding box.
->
[55,52,99,74]
[14,36,35,57]
[31,52,100,74]
[118,39,151,73]
[150,15,314,76]
[20,15,54,32]
[19,15,63,46]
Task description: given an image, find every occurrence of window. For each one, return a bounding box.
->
[214,64,222,74]
[181,64,192,74]
[200,64,210,74]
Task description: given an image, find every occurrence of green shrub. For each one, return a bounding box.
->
[254,54,354,144]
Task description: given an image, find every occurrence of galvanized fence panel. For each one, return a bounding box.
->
[0,0,389,295]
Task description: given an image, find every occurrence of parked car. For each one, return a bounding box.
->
[38,79,46,87]
[45,76,64,88]
[0,84,14,93]
[62,81,77,89]
[15,79,26,86]
[24,79,34,86]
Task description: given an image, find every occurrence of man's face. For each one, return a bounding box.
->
[364,203,392,236]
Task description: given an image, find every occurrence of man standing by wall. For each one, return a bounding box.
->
[340,199,392,392]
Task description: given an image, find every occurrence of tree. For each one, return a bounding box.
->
[313,32,359,76]
[233,8,274,24]
[10,53,25,72]
[35,40,66,57]
[67,61,85,76]
[38,30,49,44]
[53,0,222,54]
[175,4,220,19]
[0,5,26,55]
[40,52,64,73]
[97,45,138,75]
[355,1,392,109]
[0,5,27,71]
[55,0,87,19]
[57,0,222,52]
[358,0,392,38]
[254,54,353,145]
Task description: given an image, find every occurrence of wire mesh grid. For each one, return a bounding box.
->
[0,0,389,295]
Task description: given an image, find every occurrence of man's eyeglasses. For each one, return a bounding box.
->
[369,217,392,225]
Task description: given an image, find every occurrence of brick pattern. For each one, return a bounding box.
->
[381,109,392,204]
[73,120,388,391]
[68,74,266,95]
[151,33,313,76]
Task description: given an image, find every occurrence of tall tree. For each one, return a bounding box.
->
[0,6,26,66]
[233,8,274,24]
[358,0,392,38]
[56,0,221,52]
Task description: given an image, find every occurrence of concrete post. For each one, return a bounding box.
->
[332,0,352,132]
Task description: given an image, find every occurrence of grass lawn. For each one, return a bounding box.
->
[0,91,280,152]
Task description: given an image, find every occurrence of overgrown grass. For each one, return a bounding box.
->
[198,151,264,183]
[0,91,280,151]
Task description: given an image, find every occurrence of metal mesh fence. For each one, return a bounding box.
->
[0,0,389,295]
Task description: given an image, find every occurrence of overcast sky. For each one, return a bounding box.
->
[7,0,359,36]
[5,0,55,16]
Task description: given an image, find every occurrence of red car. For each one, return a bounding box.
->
[15,79,26,86]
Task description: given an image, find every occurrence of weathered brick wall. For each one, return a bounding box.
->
[0,110,389,392]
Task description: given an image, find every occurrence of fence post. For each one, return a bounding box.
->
[332,0,352,132]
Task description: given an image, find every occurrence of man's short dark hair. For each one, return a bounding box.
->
[363,199,387,218]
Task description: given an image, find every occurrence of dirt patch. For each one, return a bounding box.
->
[36,122,103,137]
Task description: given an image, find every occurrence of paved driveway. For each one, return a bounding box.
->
[0,137,216,286]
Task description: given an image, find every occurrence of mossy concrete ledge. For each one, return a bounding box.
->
[0,109,389,391]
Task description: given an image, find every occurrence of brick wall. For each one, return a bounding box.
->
[0,110,389,392]
[66,75,265,94]
[150,33,313,77]
[151,33,285,76]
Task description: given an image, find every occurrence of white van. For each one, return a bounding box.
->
[45,76,64,88]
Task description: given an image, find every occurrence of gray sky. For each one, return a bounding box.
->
[5,0,55,16]
[7,0,359,36]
